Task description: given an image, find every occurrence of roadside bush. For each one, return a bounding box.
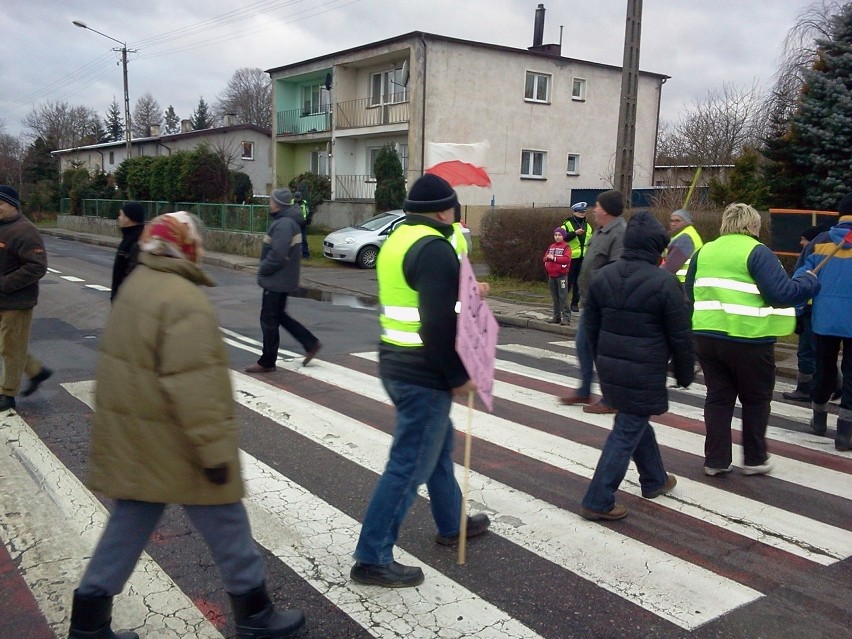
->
[126,156,156,200]
[480,207,565,281]
[373,144,406,213]
[180,145,229,202]
[231,171,253,203]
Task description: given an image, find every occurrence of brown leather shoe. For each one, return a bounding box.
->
[580,503,628,521]
[244,363,276,373]
[642,473,677,499]
[559,391,591,405]
[302,341,322,366]
[583,401,617,414]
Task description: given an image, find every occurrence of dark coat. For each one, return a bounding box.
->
[0,212,47,310]
[585,211,695,416]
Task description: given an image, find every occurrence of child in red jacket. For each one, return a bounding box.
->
[544,227,572,324]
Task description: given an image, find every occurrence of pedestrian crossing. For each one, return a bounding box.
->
[1,336,849,637]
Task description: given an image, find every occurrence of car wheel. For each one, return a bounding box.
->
[356,245,379,269]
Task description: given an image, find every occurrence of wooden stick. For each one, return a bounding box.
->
[810,229,852,275]
[457,390,475,565]
[682,166,703,209]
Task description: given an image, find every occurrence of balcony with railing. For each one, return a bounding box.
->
[335,95,410,130]
[276,106,332,136]
[335,174,377,201]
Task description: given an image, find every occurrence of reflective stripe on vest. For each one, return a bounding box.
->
[692,234,795,338]
[672,225,704,282]
[377,224,445,347]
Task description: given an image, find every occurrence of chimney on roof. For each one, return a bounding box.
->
[533,4,545,47]
[224,113,236,127]
[149,124,160,137]
[180,119,192,133]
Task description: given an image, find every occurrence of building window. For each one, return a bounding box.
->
[521,150,547,178]
[370,68,408,107]
[572,78,587,101]
[109,152,115,165]
[302,83,329,115]
[241,142,254,160]
[524,72,551,103]
[566,154,580,175]
[310,150,328,176]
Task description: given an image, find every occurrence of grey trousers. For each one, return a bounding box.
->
[77,499,265,597]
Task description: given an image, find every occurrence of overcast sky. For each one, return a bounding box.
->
[0,0,824,140]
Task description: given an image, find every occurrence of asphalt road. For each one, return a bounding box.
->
[0,236,849,639]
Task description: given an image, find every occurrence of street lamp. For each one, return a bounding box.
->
[73,20,133,159]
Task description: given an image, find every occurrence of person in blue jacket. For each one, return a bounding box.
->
[795,193,852,450]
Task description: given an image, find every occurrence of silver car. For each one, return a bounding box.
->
[322,210,471,269]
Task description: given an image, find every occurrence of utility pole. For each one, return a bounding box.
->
[73,21,134,160]
[614,0,643,207]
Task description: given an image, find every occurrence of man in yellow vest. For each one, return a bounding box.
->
[662,208,703,282]
[686,203,819,476]
[562,201,593,312]
[351,174,490,588]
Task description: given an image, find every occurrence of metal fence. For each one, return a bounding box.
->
[62,199,270,234]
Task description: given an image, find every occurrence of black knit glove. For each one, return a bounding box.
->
[204,465,229,485]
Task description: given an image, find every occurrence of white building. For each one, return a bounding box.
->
[51,119,273,197]
[266,12,667,224]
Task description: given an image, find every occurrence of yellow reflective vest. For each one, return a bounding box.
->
[692,234,795,338]
[377,224,445,347]
[562,218,593,258]
[450,222,468,259]
[669,224,704,282]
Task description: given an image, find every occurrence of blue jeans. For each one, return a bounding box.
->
[797,312,816,377]
[353,379,462,565]
[582,412,667,512]
[575,309,594,397]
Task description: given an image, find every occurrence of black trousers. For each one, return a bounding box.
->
[258,289,318,367]
[566,257,583,306]
[813,334,850,409]
[695,336,775,468]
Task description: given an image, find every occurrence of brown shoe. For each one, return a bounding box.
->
[642,473,677,499]
[580,503,628,521]
[244,363,276,373]
[583,401,617,414]
[559,391,591,405]
[302,341,322,366]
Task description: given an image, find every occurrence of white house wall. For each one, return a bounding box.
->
[420,39,662,206]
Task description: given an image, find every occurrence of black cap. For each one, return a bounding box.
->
[121,201,145,224]
[0,185,21,209]
[403,174,458,214]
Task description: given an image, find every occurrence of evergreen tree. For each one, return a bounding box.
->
[789,4,852,209]
[373,144,406,213]
[163,105,180,135]
[191,97,213,130]
[104,98,124,142]
[761,102,807,208]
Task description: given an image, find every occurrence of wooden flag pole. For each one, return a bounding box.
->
[682,166,703,209]
[457,390,475,565]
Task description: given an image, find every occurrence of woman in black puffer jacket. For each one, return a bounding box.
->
[579,211,695,521]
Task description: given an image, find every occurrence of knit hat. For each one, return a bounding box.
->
[671,208,692,224]
[140,211,203,263]
[838,193,852,216]
[403,174,458,214]
[553,227,568,240]
[121,201,145,224]
[270,188,294,208]
[596,190,624,217]
[801,226,822,242]
[0,185,21,209]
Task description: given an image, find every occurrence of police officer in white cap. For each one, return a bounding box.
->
[561,202,593,312]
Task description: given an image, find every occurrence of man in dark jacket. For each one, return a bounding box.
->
[0,185,52,411]
[110,200,145,301]
[580,211,695,521]
[245,188,321,373]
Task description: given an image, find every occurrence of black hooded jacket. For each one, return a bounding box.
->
[585,211,695,415]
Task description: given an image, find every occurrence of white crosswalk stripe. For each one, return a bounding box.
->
[1,334,849,637]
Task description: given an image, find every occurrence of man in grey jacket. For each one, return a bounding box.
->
[560,190,627,414]
[245,188,321,372]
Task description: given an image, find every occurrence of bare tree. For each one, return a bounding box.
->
[132,92,163,137]
[216,67,272,129]
[22,100,100,149]
[0,132,25,187]
[768,0,846,121]
[660,82,766,165]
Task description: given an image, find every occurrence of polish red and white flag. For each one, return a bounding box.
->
[425,141,492,188]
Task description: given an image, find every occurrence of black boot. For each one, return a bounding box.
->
[836,412,851,451]
[782,374,812,402]
[810,404,828,436]
[230,583,305,638]
[68,590,138,639]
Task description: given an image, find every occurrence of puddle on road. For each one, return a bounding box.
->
[293,287,378,310]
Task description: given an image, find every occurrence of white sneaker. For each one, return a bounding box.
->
[741,458,773,476]
[703,465,733,476]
